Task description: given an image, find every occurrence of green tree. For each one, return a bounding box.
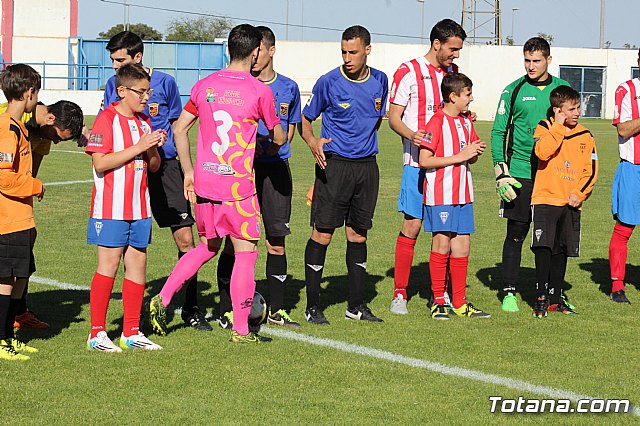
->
[165,16,232,42]
[536,32,554,45]
[98,23,163,40]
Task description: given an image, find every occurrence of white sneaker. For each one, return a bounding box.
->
[119,332,162,350]
[390,294,409,315]
[87,331,122,353]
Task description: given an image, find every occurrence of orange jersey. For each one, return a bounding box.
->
[532,118,598,207]
[0,112,43,234]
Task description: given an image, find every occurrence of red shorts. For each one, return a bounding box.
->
[194,194,261,241]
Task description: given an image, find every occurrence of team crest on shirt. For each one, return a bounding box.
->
[280,102,289,117]
[148,103,159,117]
[565,160,571,168]
[460,140,466,149]
[423,131,433,143]
[375,98,382,111]
[140,122,151,134]
[129,123,139,133]
[439,212,449,224]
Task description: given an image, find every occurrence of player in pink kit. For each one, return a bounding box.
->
[148,24,285,343]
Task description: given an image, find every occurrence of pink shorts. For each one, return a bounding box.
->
[194,194,261,241]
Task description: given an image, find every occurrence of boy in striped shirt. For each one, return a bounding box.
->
[419,73,490,320]
[85,64,167,352]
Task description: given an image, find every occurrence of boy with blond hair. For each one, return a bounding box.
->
[419,72,490,320]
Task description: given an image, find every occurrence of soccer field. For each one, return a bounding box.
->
[4,118,640,424]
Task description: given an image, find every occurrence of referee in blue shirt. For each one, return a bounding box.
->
[301,25,388,324]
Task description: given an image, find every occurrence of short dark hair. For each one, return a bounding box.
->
[342,25,371,46]
[228,24,262,62]
[256,26,276,48]
[0,64,41,102]
[106,31,144,58]
[115,63,150,89]
[523,37,551,58]
[442,72,473,103]
[549,85,580,109]
[48,101,84,140]
[430,19,466,44]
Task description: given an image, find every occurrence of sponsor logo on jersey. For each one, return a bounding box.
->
[338,102,351,109]
[423,131,433,143]
[535,229,543,241]
[148,103,159,117]
[565,160,571,168]
[460,139,467,149]
[439,211,449,224]
[423,75,432,80]
[88,134,103,147]
[134,158,145,172]
[580,143,586,153]
[497,99,506,115]
[280,102,289,117]
[202,162,233,175]
[0,152,14,163]
[522,96,537,101]
[129,123,139,133]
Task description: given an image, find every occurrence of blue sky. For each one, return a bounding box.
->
[80,0,639,49]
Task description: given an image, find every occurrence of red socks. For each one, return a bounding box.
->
[449,256,469,309]
[89,272,115,338]
[609,222,634,293]
[394,234,417,299]
[122,278,145,337]
[429,251,449,305]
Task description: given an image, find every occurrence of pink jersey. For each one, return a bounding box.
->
[420,110,478,206]
[86,103,152,220]
[189,70,280,201]
[390,57,457,167]
[613,78,640,164]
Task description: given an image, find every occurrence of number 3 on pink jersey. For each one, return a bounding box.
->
[212,110,233,155]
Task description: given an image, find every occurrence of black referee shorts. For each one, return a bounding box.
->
[499,178,533,223]
[0,228,36,278]
[530,204,581,257]
[311,154,379,231]
[255,159,292,238]
[148,158,195,229]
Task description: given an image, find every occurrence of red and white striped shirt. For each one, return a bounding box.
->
[390,57,457,167]
[86,103,152,220]
[420,110,478,206]
[613,78,640,164]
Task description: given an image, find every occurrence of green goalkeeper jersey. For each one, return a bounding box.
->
[490,74,569,179]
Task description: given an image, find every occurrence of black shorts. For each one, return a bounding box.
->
[0,228,36,278]
[148,158,195,229]
[499,178,533,223]
[530,204,581,257]
[311,154,379,231]
[255,160,292,238]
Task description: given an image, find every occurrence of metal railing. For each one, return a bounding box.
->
[1,61,103,91]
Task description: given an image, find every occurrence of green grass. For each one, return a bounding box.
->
[3,118,640,424]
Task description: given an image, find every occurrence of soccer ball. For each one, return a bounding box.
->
[248,291,267,325]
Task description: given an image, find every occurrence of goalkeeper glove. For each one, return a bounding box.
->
[494,162,522,202]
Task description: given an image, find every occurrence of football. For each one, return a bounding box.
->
[248,291,267,325]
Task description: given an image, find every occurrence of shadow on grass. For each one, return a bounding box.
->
[23,289,88,341]
[579,257,640,298]
[313,273,384,312]
[385,261,432,304]
[475,263,574,309]
[255,275,306,314]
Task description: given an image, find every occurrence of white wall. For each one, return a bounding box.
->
[11,0,71,89]
[0,90,103,116]
[274,41,639,121]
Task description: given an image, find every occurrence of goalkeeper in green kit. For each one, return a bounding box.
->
[490,37,569,312]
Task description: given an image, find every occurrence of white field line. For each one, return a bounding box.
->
[30,275,639,416]
[45,179,93,186]
[50,149,85,154]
